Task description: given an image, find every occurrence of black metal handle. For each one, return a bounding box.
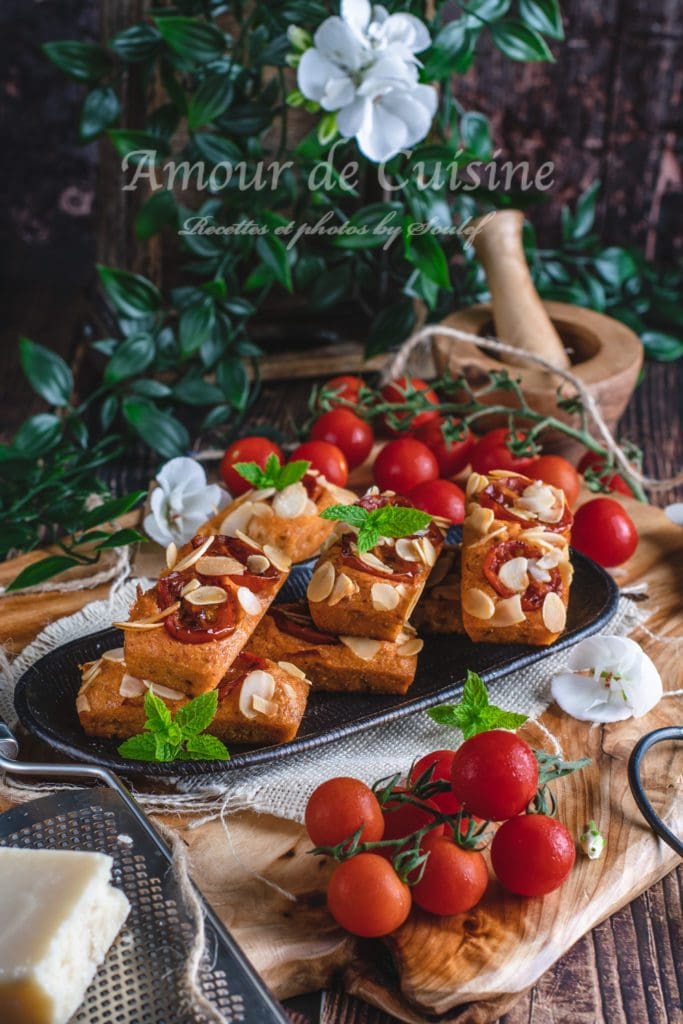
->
[627,726,683,858]
[0,720,19,761]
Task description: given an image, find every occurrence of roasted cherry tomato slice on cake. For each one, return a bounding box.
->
[479,476,571,533]
[483,539,563,611]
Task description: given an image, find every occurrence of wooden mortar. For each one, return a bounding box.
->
[433,212,643,457]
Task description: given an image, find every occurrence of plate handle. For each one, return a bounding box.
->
[627,726,683,858]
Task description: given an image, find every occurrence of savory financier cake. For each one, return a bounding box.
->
[246,602,422,695]
[119,533,288,696]
[306,491,446,642]
[77,648,310,746]
[412,545,464,635]
[460,470,573,645]
[197,469,355,564]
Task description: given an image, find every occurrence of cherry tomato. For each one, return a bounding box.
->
[290,440,348,487]
[220,436,283,497]
[321,374,365,408]
[409,750,461,816]
[451,730,539,821]
[531,455,581,507]
[411,835,489,915]
[571,497,638,567]
[373,438,438,494]
[380,376,440,435]
[491,814,576,896]
[408,479,466,525]
[310,408,374,470]
[381,789,445,846]
[327,854,411,937]
[305,777,384,847]
[577,452,636,497]
[414,418,474,477]
[470,428,539,476]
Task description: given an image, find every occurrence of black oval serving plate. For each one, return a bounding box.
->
[14,549,618,778]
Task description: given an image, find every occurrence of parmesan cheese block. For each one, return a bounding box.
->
[0,847,130,1024]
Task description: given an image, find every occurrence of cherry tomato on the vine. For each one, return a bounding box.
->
[414,418,474,478]
[290,440,348,487]
[408,479,466,524]
[491,814,575,896]
[379,377,440,435]
[310,408,374,470]
[373,438,438,494]
[470,428,539,476]
[577,452,636,497]
[320,374,365,408]
[381,789,445,846]
[327,854,412,937]
[451,730,539,821]
[571,497,638,567]
[531,455,581,507]
[220,436,283,496]
[411,835,489,915]
[305,777,384,848]
[409,750,461,816]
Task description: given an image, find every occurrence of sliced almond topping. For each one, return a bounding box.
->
[395,538,421,561]
[119,673,147,698]
[396,636,424,657]
[239,670,276,719]
[181,578,202,597]
[303,498,318,516]
[236,528,263,551]
[250,501,274,519]
[318,532,339,554]
[246,554,271,575]
[464,506,495,535]
[145,601,181,622]
[220,502,255,536]
[282,683,296,701]
[371,582,400,611]
[76,693,91,713]
[489,470,527,480]
[340,636,383,661]
[462,588,495,620]
[468,525,508,547]
[252,694,278,717]
[426,548,455,588]
[263,544,291,572]
[165,542,178,570]
[328,572,357,606]
[185,585,227,607]
[490,594,527,627]
[82,661,102,684]
[401,622,417,637]
[145,680,184,701]
[466,472,489,497]
[278,660,306,680]
[102,647,125,663]
[528,562,551,583]
[237,586,261,616]
[498,557,529,593]
[196,555,244,576]
[542,591,566,633]
[307,560,336,602]
[250,486,276,501]
[173,535,215,573]
[113,620,165,631]
[536,551,561,570]
[419,536,438,567]
[272,482,308,519]
[358,550,393,574]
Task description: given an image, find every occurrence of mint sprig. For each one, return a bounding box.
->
[320,503,433,553]
[234,453,310,491]
[118,689,230,763]
[428,670,528,739]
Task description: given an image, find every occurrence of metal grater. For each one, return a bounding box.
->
[0,722,290,1024]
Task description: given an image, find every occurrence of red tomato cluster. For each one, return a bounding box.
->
[305,730,578,938]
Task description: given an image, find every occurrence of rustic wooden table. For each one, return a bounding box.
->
[1,355,681,1024]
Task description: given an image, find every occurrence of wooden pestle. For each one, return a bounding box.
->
[472,210,571,387]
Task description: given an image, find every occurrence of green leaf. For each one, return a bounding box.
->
[135,190,177,240]
[109,24,161,62]
[641,330,683,362]
[424,20,477,78]
[122,399,189,459]
[173,375,224,406]
[12,414,62,457]
[184,734,230,760]
[108,130,169,160]
[366,300,417,358]
[175,690,218,737]
[43,40,113,82]
[233,454,309,491]
[460,111,492,160]
[97,265,162,318]
[153,16,226,63]
[369,506,433,540]
[80,86,120,142]
[405,229,451,290]
[569,181,601,240]
[100,394,119,431]
[188,73,234,129]
[593,246,638,287]
[518,0,564,39]
[277,460,310,489]
[81,490,146,529]
[95,528,144,550]
[255,233,293,292]
[129,379,172,398]
[216,358,249,411]
[320,504,369,528]
[19,337,73,406]
[331,203,401,251]
[104,334,155,384]
[428,670,528,738]
[179,298,216,357]
[118,733,160,761]
[5,555,81,593]
[193,132,242,165]
[490,20,555,61]
[143,689,172,732]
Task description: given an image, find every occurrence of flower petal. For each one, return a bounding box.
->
[143,509,173,547]
[360,54,418,91]
[156,457,206,495]
[551,671,633,723]
[356,96,410,162]
[621,649,663,716]
[378,86,436,146]
[380,13,432,54]
[341,0,372,36]
[298,47,342,102]
[314,16,366,71]
[337,96,370,138]
[321,74,356,111]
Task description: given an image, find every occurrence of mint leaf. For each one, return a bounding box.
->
[176,690,218,737]
[428,670,528,739]
[356,522,381,553]
[234,460,270,488]
[370,506,432,539]
[276,459,310,489]
[234,454,310,492]
[183,734,230,760]
[320,504,369,527]
[143,690,172,731]
[264,452,281,479]
[118,733,158,761]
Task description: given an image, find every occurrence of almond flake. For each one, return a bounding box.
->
[196,555,244,576]
[181,578,202,597]
[76,693,91,713]
[250,487,276,501]
[396,538,421,561]
[246,554,270,575]
[278,661,307,681]
[339,636,382,661]
[464,506,495,535]
[307,560,336,602]
[328,572,357,606]
[145,601,181,622]
[220,502,255,536]
[263,544,291,572]
[466,472,489,497]
[272,482,308,519]
[358,550,393,574]
[173,535,215,573]
[185,585,227,606]
[462,588,495,620]
[236,529,263,551]
[145,680,184,701]
[282,683,296,701]
[237,586,261,615]
[490,594,527,627]
[113,620,164,632]
[396,636,423,657]
[419,536,438,567]
[498,557,529,593]
[371,582,400,611]
[542,591,566,633]
[252,694,278,717]
[118,673,147,698]
[101,647,125,663]
[239,670,276,719]
[165,542,178,570]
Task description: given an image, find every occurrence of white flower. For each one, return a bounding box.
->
[143,457,228,547]
[297,0,437,162]
[551,635,663,724]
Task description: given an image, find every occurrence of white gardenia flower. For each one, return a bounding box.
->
[551,634,663,723]
[143,457,228,547]
[297,0,437,162]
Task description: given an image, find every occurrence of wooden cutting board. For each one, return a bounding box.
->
[0,494,681,1023]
